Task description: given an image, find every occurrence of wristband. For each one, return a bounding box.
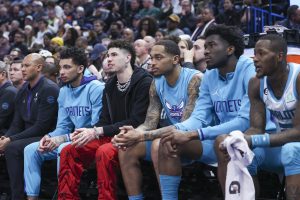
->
[94,126,102,139]
[251,133,270,148]
[198,128,204,141]
[66,133,71,142]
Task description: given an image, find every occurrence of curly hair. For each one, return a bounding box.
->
[137,16,158,38]
[108,40,136,67]
[60,47,88,70]
[205,25,245,58]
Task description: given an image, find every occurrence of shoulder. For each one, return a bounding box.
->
[41,78,60,91]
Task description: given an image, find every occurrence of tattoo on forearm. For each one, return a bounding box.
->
[143,126,174,141]
[286,185,300,200]
[52,135,68,144]
[182,74,202,121]
[142,81,162,130]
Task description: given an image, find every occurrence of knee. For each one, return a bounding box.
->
[281,143,300,175]
[214,134,228,157]
[151,139,160,165]
[4,141,18,156]
[248,147,265,176]
[59,144,74,157]
[24,142,39,159]
[57,142,69,154]
[96,143,118,163]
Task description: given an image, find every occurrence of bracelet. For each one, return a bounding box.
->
[93,126,102,139]
[251,133,270,148]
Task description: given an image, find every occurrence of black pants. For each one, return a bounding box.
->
[4,137,41,200]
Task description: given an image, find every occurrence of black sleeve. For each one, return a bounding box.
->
[0,89,16,129]
[95,89,112,127]
[5,100,25,137]
[8,86,59,141]
[102,77,152,136]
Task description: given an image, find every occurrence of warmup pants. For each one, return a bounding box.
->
[58,138,119,200]
[4,136,41,200]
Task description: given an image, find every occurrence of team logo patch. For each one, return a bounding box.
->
[47,96,55,104]
[2,102,9,110]
[165,99,184,121]
[264,88,268,95]
[286,92,295,103]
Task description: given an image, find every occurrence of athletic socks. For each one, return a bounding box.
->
[128,194,144,200]
[159,175,181,200]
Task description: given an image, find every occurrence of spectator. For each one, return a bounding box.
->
[178,0,197,34]
[9,59,25,90]
[49,36,64,58]
[92,19,108,43]
[63,27,79,47]
[35,18,50,45]
[0,61,17,135]
[155,29,167,41]
[178,38,193,63]
[43,32,53,52]
[123,28,135,43]
[191,6,216,41]
[107,22,123,40]
[75,36,89,50]
[166,14,184,37]
[47,8,61,34]
[143,35,156,50]
[0,34,10,60]
[32,1,46,22]
[24,25,36,48]
[1,53,59,200]
[137,16,158,39]
[8,20,21,43]
[278,5,300,31]
[9,48,23,61]
[124,0,141,28]
[10,31,29,56]
[193,37,207,72]
[138,0,160,18]
[158,0,173,28]
[24,15,34,27]
[134,39,151,70]
[62,2,74,25]
[88,43,107,79]
[215,0,241,26]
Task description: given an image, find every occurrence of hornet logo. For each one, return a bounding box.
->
[165,100,184,121]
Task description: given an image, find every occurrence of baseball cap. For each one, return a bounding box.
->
[90,43,107,61]
[168,14,180,23]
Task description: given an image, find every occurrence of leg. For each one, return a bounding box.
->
[281,143,300,200]
[58,140,101,200]
[95,138,119,200]
[4,137,41,200]
[214,134,228,195]
[151,139,160,182]
[24,141,59,199]
[158,140,203,200]
[56,142,71,174]
[119,141,147,199]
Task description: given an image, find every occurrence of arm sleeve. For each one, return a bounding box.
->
[0,90,16,129]
[5,98,25,137]
[200,65,255,140]
[102,77,152,136]
[90,83,104,126]
[9,86,59,141]
[174,74,214,131]
[48,90,74,137]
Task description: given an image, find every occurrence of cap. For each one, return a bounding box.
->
[51,37,64,47]
[33,1,43,7]
[39,49,53,58]
[25,15,33,21]
[90,43,107,61]
[168,14,180,23]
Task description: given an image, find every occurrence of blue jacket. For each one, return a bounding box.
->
[48,76,104,137]
[175,56,255,140]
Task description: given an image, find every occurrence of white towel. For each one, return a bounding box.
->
[223,131,255,200]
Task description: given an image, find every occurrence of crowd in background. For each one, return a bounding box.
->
[0,0,297,80]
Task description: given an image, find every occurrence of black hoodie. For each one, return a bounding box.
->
[96,67,152,136]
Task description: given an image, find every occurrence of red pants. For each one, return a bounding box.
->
[57,138,119,200]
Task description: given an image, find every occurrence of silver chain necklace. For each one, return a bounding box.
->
[116,78,131,92]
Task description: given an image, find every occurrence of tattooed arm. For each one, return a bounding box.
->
[136,80,162,131]
[181,73,202,121]
[141,73,203,141]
